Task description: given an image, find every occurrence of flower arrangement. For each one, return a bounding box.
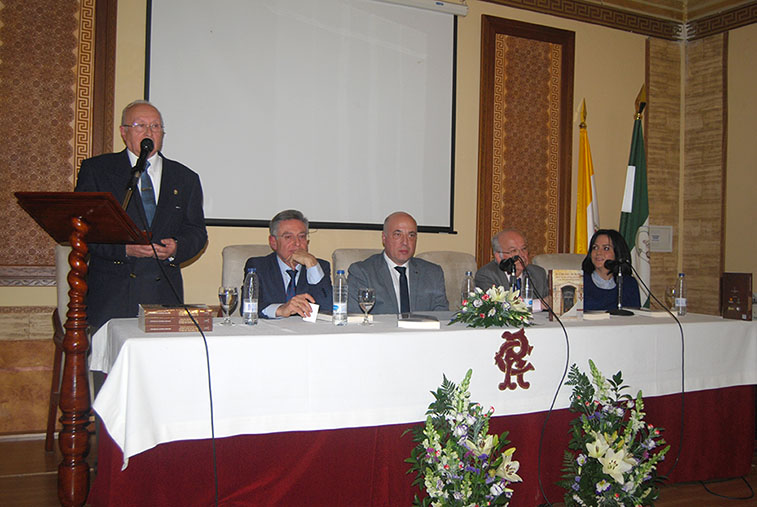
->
[405,369,521,506]
[450,286,533,328]
[560,360,670,506]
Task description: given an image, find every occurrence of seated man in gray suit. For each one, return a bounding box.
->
[244,209,332,318]
[347,211,448,314]
[475,229,549,298]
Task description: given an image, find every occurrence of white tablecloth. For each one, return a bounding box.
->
[90,312,757,463]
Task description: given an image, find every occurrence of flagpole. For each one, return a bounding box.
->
[573,99,599,254]
[619,86,651,307]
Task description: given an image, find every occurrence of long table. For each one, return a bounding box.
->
[88,312,757,506]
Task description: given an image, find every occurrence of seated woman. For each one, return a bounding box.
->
[582,229,641,311]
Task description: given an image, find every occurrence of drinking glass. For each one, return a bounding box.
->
[665,286,677,311]
[218,286,238,326]
[358,288,375,325]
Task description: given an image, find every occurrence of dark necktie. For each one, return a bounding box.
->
[286,269,297,300]
[515,277,521,291]
[140,161,156,226]
[395,266,410,314]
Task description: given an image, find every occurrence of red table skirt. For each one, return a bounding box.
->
[89,385,755,506]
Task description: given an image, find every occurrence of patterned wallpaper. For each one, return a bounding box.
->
[0,0,95,286]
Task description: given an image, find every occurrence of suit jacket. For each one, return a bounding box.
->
[243,252,332,316]
[75,150,208,331]
[474,260,549,299]
[347,253,448,314]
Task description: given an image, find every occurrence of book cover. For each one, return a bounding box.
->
[721,272,752,321]
[548,269,584,320]
[139,304,214,317]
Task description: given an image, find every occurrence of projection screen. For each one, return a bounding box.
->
[147,0,457,230]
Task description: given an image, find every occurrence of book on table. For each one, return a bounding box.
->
[139,304,214,332]
[397,313,440,329]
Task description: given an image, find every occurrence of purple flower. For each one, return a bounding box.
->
[595,479,611,493]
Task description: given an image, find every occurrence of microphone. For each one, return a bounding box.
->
[135,137,154,175]
[499,255,520,274]
[604,258,630,274]
[604,259,621,273]
[122,137,155,210]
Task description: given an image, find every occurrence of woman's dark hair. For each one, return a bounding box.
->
[581,229,633,276]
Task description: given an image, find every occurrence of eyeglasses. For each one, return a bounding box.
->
[122,122,164,133]
[500,246,528,257]
[277,233,309,243]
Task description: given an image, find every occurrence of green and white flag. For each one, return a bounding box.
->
[619,87,650,307]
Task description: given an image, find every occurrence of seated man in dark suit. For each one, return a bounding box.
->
[243,210,332,318]
[347,211,448,315]
[474,229,549,298]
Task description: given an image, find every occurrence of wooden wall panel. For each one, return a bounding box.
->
[476,16,574,266]
[647,38,682,305]
[682,34,727,315]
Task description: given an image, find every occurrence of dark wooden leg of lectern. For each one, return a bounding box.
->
[57,217,91,507]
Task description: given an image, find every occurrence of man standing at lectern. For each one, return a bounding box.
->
[75,100,207,332]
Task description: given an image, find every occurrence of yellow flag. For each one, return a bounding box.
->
[574,99,599,254]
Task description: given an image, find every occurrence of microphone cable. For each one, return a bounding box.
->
[626,262,685,481]
[128,162,220,507]
[518,259,570,507]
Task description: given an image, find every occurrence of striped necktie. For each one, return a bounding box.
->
[140,161,156,226]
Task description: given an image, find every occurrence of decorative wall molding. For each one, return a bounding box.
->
[687,1,757,40]
[0,267,57,287]
[483,0,757,40]
[482,0,682,40]
[74,0,96,176]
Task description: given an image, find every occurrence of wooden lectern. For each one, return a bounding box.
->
[15,192,149,507]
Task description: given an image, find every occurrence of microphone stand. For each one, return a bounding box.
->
[122,169,142,211]
[607,261,634,316]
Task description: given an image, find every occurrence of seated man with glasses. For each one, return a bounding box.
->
[474,229,548,299]
[244,209,332,318]
[75,99,208,332]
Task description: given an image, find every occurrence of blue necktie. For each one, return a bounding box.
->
[395,266,410,314]
[286,269,297,300]
[140,161,156,226]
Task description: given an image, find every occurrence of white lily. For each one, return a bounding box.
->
[586,432,609,459]
[495,447,522,482]
[465,434,495,457]
[598,447,637,484]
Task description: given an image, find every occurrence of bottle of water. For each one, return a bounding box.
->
[675,272,687,316]
[522,275,534,310]
[242,267,259,325]
[333,270,348,326]
[461,270,475,306]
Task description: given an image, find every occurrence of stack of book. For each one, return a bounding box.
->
[138,304,214,332]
